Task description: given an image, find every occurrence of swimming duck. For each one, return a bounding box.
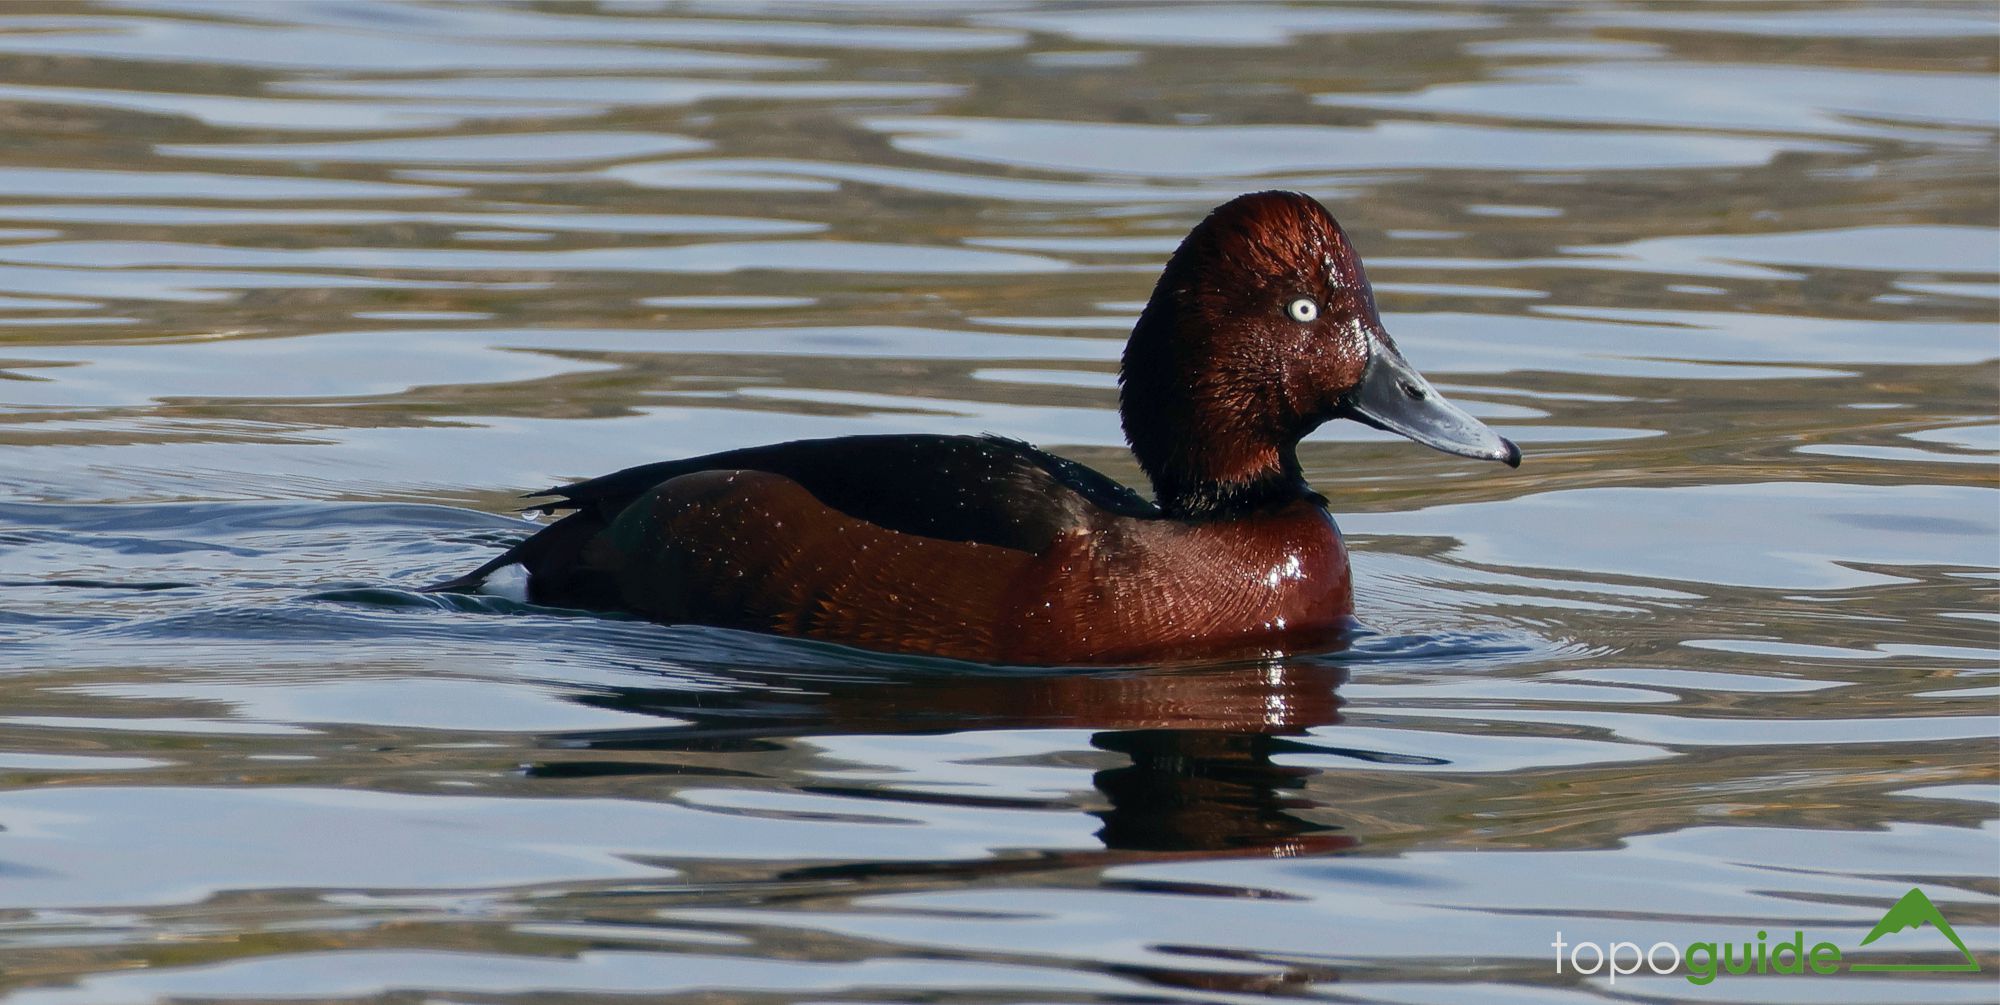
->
[428,191,1518,664]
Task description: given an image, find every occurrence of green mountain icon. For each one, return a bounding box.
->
[1850,887,1980,973]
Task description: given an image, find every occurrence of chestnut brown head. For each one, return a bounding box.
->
[1120,191,1517,517]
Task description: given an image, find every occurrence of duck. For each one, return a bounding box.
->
[426,191,1519,665]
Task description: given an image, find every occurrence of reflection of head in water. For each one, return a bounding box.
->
[1092,728,1343,854]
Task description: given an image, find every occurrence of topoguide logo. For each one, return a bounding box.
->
[1552,887,1982,985]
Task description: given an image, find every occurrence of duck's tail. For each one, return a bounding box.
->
[417,551,519,594]
[420,507,618,609]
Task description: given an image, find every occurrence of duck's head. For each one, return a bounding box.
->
[1120,190,1519,517]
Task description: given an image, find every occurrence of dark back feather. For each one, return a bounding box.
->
[535,434,1154,551]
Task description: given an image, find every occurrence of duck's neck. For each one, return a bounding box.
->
[1119,308,1318,520]
[1145,442,1315,518]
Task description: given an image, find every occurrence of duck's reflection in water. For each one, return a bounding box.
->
[537,656,1447,996]
[1092,728,1336,856]
[542,653,1441,862]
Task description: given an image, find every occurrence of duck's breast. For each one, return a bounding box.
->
[999,501,1353,664]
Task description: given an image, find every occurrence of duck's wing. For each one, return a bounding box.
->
[425,434,1155,593]
[531,433,1154,550]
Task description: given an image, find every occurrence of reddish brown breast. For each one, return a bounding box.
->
[998,498,1353,664]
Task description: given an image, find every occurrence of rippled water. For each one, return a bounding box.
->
[1,3,1996,1003]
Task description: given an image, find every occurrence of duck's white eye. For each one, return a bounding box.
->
[1286,297,1319,323]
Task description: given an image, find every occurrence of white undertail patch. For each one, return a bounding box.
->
[479,563,530,603]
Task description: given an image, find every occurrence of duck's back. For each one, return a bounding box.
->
[529,433,1155,553]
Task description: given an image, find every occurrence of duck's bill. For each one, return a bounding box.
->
[1337,340,1521,467]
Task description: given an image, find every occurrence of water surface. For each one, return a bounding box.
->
[0,2,1995,1003]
